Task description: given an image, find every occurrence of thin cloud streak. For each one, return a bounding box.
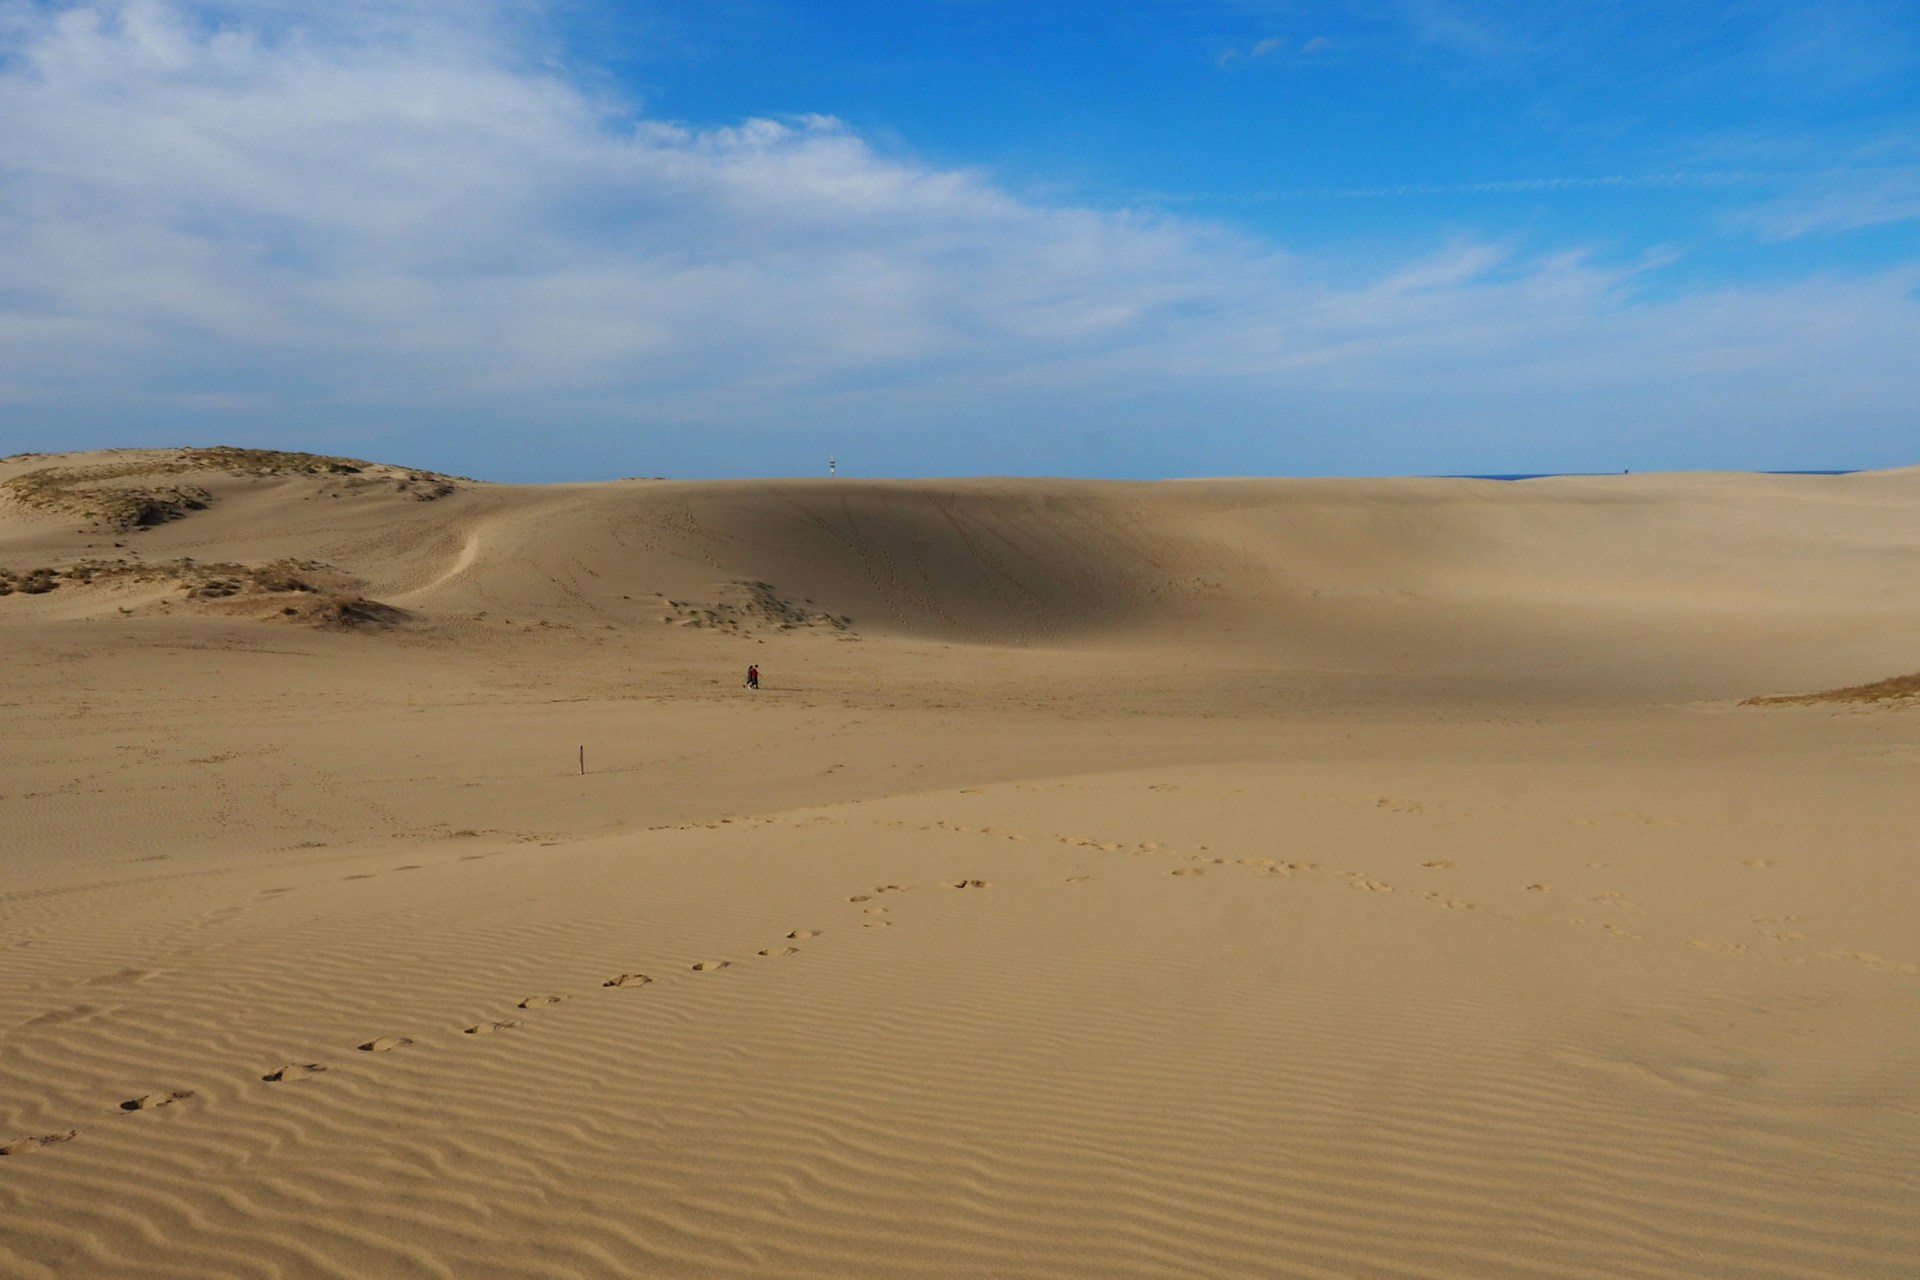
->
[1150,170,1879,204]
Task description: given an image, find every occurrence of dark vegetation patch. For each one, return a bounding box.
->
[2,556,339,596]
[658,580,856,637]
[1743,672,1920,707]
[0,556,406,629]
[2,464,212,529]
[2,447,461,531]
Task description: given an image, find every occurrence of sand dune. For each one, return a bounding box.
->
[3,448,1918,1278]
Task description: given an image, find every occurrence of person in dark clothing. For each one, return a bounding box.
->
[746,664,759,690]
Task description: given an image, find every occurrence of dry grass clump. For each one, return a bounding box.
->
[1743,672,1920,707]
[2,447,461,530]
[177,446,368,475]
[0,554,407,628]
[2,464,211,529]
[177,447,462,499]
[292,596,409,629]
[47,556,341,595]
[0,567,59,596]
[659,580,856,637]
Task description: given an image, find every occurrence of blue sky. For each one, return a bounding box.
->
[0,0,1916,480]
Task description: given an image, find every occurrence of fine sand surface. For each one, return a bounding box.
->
[2,448,1918,1278]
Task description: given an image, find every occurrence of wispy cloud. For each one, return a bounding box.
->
[0,1,1915,478]
[1135,166,1920,212]
[1217,31,1321,67]
[1316,172,1775,200]
[1745,166,1920,237]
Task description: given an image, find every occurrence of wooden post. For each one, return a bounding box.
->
[579,745,585,776]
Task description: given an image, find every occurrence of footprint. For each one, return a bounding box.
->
[691,960,731,972]
[1421,860,1455,869]
[943,879,991,889]
[758,946,797,957]
[849,895,872,902]
[1066,875,1094,883]
[262,1062,326,1082]
[85,968,157,987]
[518,995,567,1009]
[359,1036,414,1052]
[1742,859,1775,868]
[602,973,653,988]
[787,930,819,940]
[24,1005,100,1027]
[862,905,888,915]
[465,1020,521,1034]
[1526,883,1549,892]
[1346,876,1391,891]
[120,1090,193,1112]
[1171,867,1206,877]
[1,1130,77,1156]
[1824,951,1919,974]
[863,919,891,928]
[343,874,375,881]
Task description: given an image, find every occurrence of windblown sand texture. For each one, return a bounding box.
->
[3,448,1919,1278]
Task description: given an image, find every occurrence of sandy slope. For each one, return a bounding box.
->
[2,449,1918,1278]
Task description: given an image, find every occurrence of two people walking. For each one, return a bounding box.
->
[745,663,759,690]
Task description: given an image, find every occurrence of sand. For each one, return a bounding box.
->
[2,448,1917,1278]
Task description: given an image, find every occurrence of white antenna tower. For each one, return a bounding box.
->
[829,454,837,478]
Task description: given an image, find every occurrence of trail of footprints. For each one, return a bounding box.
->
[11,803,1911,1157]
[0,875,996,1158]
[861,811,1897,960]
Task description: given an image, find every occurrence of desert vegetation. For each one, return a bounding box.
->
[1744,671,1920,706]
[0,555,404,627]
[2,556,338,595]
[658,580,856,637]
[1,447,459,530]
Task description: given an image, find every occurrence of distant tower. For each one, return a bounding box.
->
[829,454,837,478]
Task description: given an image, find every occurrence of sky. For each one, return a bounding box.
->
[0,0,1916,481]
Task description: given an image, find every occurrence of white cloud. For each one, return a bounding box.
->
[0,1,1916,478]
[1746,166,1920,237]
[1218,34,1287,66]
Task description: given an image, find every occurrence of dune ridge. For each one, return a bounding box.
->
[3,449,1918,1278]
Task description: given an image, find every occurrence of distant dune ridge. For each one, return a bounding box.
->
[3,446,1917,679]
[2,447,1918,1278]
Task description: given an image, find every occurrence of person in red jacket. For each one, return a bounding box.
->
[746,664,759,690]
